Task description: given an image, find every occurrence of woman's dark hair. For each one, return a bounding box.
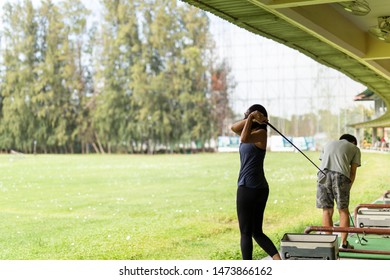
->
[339,134,357,145]
[244,104,268,131]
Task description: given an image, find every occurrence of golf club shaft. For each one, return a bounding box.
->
[350,213,362,245]
[266,122,325,175]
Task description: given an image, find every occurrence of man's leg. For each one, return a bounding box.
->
[339,208,350,246]
[334,172,352,248]
[322,208,334,234]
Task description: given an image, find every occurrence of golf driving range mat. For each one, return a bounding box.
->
[338,234,390,260]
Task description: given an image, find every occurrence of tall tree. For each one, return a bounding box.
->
[59,0,92,153]
[135,0,185,153]
[33,0,75,153]
[94,0,142,153]
[0,0,236,154]
[178,3,216,151]
[0,1,39,152]
[210,58,236,137]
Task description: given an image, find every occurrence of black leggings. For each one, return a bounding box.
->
[236,187,278,259]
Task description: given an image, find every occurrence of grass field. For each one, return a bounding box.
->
[0,151,389,260]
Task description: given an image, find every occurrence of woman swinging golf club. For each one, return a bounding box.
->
[231,104,281,260]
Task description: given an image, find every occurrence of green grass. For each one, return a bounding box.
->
[0,151,389,260]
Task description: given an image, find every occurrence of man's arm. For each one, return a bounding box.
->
[349,163,359,188]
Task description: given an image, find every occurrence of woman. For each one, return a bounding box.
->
[231,104,281,260]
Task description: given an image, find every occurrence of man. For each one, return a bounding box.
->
[316,134,361,249]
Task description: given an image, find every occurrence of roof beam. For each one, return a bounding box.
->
[248,1,367,57]
[235,14,279,23]
[366,60,390,80]
[364,36,390,61]
[275,5,366,57]
[249,1,390,82]
[256,0,347,9]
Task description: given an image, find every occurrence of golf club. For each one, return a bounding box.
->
[266,121,326,176]
[350,213,364,245]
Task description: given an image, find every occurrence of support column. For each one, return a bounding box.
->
[372,128,378,149]
[355,128,361,147]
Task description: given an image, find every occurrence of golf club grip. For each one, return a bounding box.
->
[266,122,325,175]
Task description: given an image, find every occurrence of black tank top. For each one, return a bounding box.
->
[238,143,268,189]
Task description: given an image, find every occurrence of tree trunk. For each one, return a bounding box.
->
[92,142,100,154]
[95,132,105,154]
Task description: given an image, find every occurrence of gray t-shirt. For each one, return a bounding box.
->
[319,139,361,178]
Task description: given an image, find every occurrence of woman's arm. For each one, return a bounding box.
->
[231,111,268,149]
[240,113,256,143]
[230,119,246,136]
[231,111,268,135]
[241,125,267,150]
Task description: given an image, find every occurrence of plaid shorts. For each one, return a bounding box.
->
[316,170,351,209]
